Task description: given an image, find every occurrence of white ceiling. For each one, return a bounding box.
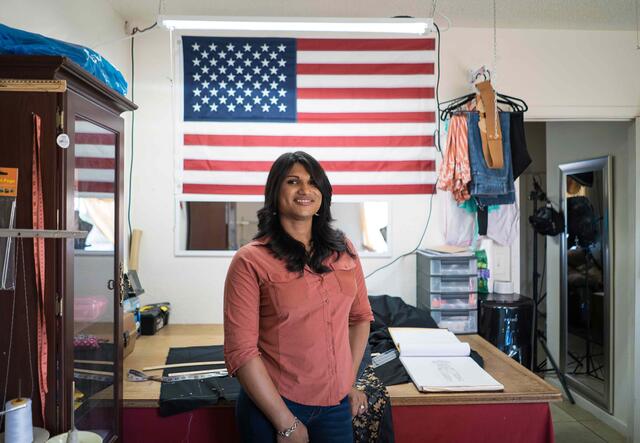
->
[108,0,639,31]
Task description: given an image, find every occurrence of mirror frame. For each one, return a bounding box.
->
[559,155,614,413]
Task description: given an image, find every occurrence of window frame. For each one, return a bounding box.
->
[173,194,392,258]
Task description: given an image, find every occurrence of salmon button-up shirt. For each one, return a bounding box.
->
[223,237,374,406]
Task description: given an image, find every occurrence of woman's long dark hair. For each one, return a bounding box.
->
[254,151,354,273]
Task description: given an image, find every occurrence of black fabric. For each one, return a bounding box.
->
[368,295,484,387]
[477,205,488,235]
[529,204,564,236]
[353,366,395,443]
[74,343,115,406]
[158,345,241,417]
[509,112,532,180]
[569,172,594,187]
[567,196,599,246]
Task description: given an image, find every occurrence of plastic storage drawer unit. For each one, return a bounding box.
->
[427,309,478,334]
[418,275,478,293]
[416,250,477,276]
[417,292,477,310]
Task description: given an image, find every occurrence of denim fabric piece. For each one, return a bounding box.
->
[468,112,515,205]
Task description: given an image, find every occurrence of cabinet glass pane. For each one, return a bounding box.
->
[72,117,116,441]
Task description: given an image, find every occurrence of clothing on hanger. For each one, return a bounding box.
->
[509,112,532,180]
[468,112,516,206]
[444,194,476,247]
[487,202,520,246]
[475,80,504,169]
[437,114,471,203]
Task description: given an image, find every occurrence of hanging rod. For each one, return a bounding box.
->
[0,229,87,239]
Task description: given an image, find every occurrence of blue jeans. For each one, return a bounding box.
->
[467,111,515,205]
[235,388,354,443]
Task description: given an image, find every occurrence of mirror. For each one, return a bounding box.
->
[176,201,389,254]
[559,156,613,412]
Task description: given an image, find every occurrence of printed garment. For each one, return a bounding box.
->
[437,114,471,203]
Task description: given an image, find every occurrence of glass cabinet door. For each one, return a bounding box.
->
[71,116,117,440]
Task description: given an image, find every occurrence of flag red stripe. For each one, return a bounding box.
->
[183,183,435,195]
[76,157,115,169]
[297,112,435,123]
[184,134,433,147]
[75,133,116,145]
[297,63,434,75]
[184,159,435,172]
[297,38,435,51]
[297,87,434,99]
[76,181,114,193]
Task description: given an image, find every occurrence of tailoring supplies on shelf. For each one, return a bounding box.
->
[0,397,50,443]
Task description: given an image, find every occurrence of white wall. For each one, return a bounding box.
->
[546,121,636,434]
[633,118,640,442]
[128,26,640,326]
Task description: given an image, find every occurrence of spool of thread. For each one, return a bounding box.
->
[5,398,33,443]
[493,280,514,295]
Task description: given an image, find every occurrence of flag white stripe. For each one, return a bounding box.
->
[297,50,434,64]
[76,169,115,182]
[183,170,437,186]
[297,74,434,88]
[297,98,435,113]
[76,145,115,158]
[77,192,114,199]
[181,121,435,136]
[75,121,113,134]
[183,146,436,162]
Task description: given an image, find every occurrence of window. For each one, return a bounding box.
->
[74,197,115,252]
[175,199,389,256]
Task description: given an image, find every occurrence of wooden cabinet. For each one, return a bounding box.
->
[0,56,136,440]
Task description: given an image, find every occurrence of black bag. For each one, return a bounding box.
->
[529,204,564,236]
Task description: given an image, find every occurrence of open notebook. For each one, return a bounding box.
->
[389,327,504,392]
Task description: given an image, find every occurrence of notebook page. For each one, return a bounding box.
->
[400,356,504,392]
[389,327,467,356]
[399,342,471,357]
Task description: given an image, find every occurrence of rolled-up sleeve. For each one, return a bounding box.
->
[224,250,261,376]
[347,242,374,325]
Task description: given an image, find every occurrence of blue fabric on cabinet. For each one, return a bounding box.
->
[0,23,128,95]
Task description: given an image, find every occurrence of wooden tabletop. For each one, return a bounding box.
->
[123,324,561,408]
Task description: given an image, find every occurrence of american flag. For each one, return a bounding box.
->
[74,119,115,197]
[180,36,436,195]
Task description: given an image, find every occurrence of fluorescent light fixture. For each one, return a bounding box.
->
[159,16,433,35]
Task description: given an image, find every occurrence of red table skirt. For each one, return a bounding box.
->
[123,402,554,443]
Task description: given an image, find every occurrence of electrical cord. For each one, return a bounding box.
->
[364,22,443,280]
[128,22,158,238]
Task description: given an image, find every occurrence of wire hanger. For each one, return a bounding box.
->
[439,76,528,121]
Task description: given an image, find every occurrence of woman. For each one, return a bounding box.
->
[224,151,373,442]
